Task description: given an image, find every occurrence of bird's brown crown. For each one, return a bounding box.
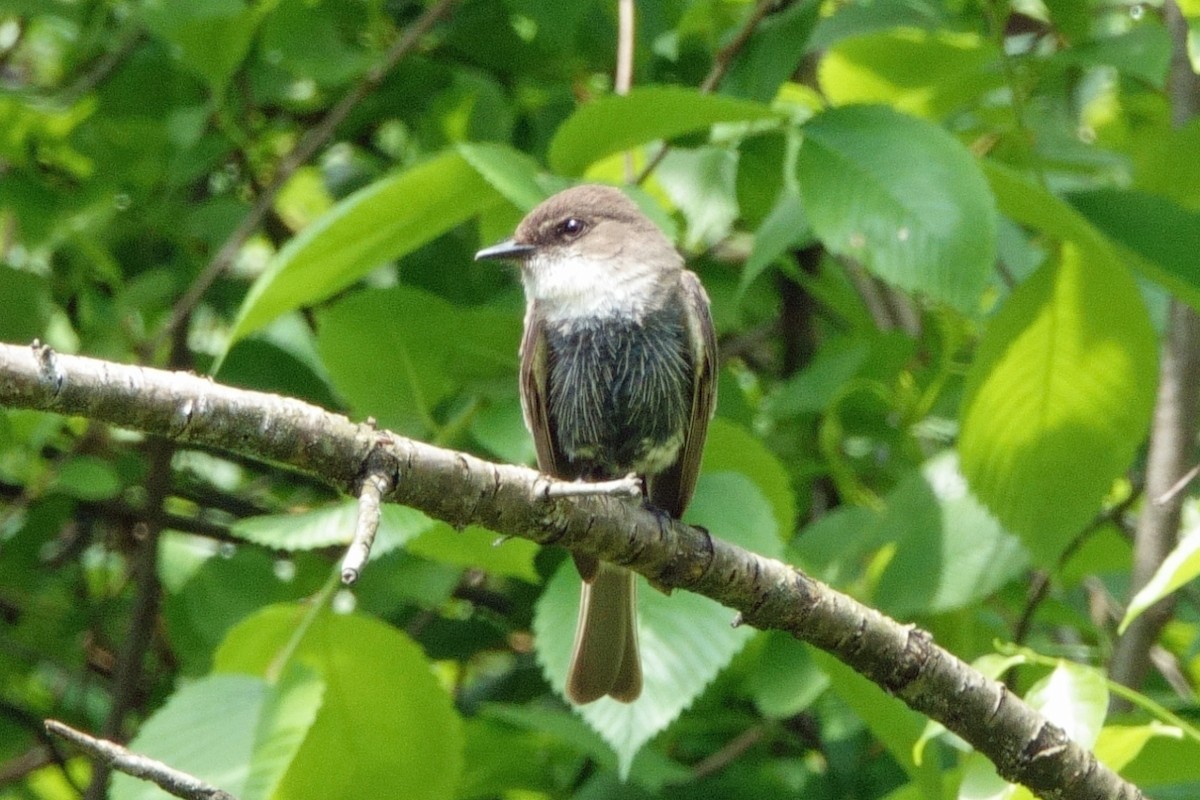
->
[514,184,659,249]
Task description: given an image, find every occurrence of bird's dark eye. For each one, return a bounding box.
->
[556,217,587,238]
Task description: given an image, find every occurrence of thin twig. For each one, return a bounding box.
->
[0,701,82,792]
[616,0,636,182]
[692,725,766,778]
[153,0,459,351]
[85,436,175,800]
[341,465,394,584]
[87,321,189,800]
[636,0,790,185]
[58,27,144,105]
[1011,487,1141,651]
[46,720,238,800]
[1156,461,1200,506]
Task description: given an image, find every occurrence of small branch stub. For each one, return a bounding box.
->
[45,720,237,800]
[341,466,395,585]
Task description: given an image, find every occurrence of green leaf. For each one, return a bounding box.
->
[819,28,1002,119]
[470,394,536,465]
[215,604,463,800]
[547,86,779,176]
[655,146,739,248]
[314,285,521,435]
[1130,118,1200,209]
[796,105,997,312]
[1069,189,1200,309]
[1095,722,1184,773]
[140,0,271,94]
[741,189,810,292]
[258,0,368,85]
[214,314,339,409]
[745,632,829,719]
[736,132,789,227]
[1121,725,1200,786]
[721,1,819,102]
[243,665,327,800]
[812,650,946,798]
[1052,24,1172,87]
[874,453,1028,616]
[1120,531,1200,633]
[456,142,554,211]
[988,159,1197,306]
[958,242,1158,564]
[229,151,504,344]
[788,503,885,586]
[162,546,316,675]
[406,524,541,583]
[809,1,950,50]
[111,669,323,800]
[1027,661,1108,748]
[51,455,122,501]
[231,500,437,556]
[533,471,776,775]
[0,265,51,342]
[765,331,916,418]
[699,420,796,545]
[534,563,753,778]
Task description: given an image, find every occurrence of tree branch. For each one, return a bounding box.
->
[0,342,1145,800]
[46,720,237,800]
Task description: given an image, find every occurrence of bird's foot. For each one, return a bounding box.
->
[540,472,643,501]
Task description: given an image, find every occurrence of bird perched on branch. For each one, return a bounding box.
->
[476,185,716,703]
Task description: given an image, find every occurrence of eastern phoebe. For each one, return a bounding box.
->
[476,185,717,704]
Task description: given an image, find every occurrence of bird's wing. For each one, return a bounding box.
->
[519,303,561,478]
[522,304,602,581]
[649,269,717,518]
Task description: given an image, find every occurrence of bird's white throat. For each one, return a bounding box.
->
[523,251,673,322]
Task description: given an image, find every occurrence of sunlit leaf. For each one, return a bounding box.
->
[820,28,1002,118]
[875,452,1028,616]
[1095,722,1184,772]
[229,152,504,344]
[215,604,463,800]
[111,668,323,800]
[1120,528,1200,633]
[959,242,1157,564]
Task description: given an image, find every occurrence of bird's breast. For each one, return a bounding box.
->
[543,305,693,477]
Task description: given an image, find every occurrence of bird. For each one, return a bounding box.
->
[475,184,716,704]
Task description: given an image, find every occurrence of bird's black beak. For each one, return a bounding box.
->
[475,239,536,262]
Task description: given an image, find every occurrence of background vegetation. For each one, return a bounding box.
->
[1,0,1199,798]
